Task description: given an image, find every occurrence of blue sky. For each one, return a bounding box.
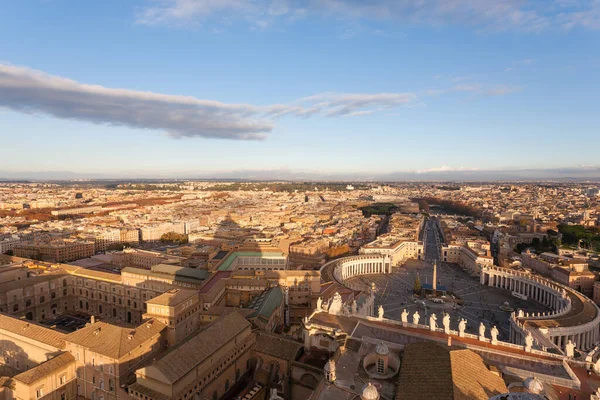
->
[1,0,599,178]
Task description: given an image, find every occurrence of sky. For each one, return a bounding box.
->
[1,0,599,179]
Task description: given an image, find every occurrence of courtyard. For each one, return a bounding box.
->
[346,259,550,340]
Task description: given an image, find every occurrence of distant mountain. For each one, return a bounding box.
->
[1,167,600,182]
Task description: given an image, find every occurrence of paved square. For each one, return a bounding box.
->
[347,259,549,340]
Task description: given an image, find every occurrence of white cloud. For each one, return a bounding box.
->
[135,0,600,32]
[428,83,521,97]
[0,63,418,140]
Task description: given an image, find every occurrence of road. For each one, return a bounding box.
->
[422,218,442,263]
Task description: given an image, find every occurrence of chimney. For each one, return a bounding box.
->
[90,315,95,324]
[447,336,452,347]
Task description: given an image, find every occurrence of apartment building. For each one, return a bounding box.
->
[0,235,22,254]
[112,249,184,269]
[13,240,95,263]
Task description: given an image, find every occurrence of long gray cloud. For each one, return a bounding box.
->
[136,0,600,31]
[0,64,418,140]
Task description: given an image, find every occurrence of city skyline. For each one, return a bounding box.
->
[1,0,599,175]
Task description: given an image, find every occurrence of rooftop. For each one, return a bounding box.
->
[64,318,166,359]
[0,313,66,349]
[141,312,250,384]
[12,352,75,385]
[146,288,198,307]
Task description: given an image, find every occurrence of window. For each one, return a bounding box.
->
[59,374,66,385]
[36,387,44,398]
[377,358,385,374]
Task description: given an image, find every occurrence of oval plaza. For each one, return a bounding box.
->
[325,247,600,355]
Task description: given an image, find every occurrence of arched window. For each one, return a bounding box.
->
[99,305,103,314]
[25,299,31,307]
[51,292,56,299]
[62,279,67,287]
[79,300,83,309]
[13,304,19,312]
[39,296,45,303]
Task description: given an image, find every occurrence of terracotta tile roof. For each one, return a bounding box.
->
[396,342,508,400]
[128,382,170,400]
[0,313,66,349]
[198,306,254,319]
[145,312,251,384]
[254,332,302,361]
[64,319,166,359]
[146,288,198,307]
[12,352,75,385]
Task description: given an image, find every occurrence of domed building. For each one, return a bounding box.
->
[363,342,400,379]
[523,377,544,394]
[361,383,380,400]
[503,376,549,398]
[324,358,337,383]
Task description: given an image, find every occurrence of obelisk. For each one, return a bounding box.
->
[432,261,437,292]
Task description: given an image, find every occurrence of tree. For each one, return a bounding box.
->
[414,274,422,294]
[159,232,188,244]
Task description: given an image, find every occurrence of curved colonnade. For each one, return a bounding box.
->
[327,254,392,284]
[481,266,600,352]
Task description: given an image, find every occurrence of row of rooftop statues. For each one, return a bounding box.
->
[314,294,577,357]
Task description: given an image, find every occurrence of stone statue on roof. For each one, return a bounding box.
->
[478,322,486,341]
[490,326,499,345]
[429,313,437,332]
[316,297,323,311]
[378,305,384,320]
[442,313,450,334]
[401,309,408,325]
[565,339,576,358]
[458,318,467,337]
[525,331,534,352]
[351,300,357,315]
[328,292,343,315]
[412,310,420,325]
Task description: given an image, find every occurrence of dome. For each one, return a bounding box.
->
[324,359,336,372]
[375,342,390,356]
[361,383,380,400]
[523,376,544,394]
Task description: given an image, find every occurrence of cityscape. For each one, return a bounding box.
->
[2,1,600,400]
